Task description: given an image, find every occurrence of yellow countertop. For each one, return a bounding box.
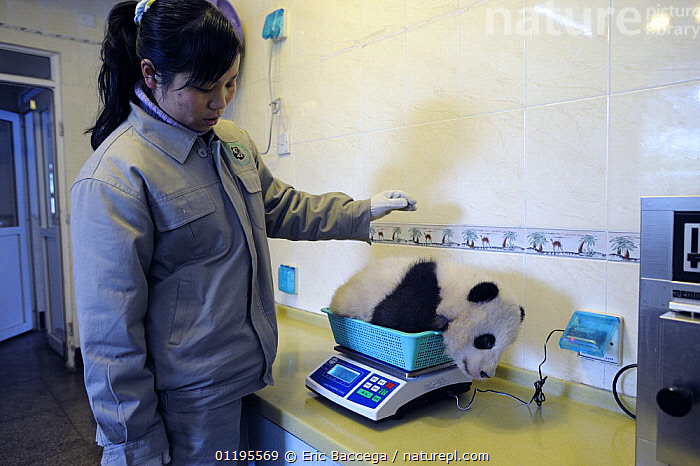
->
[245,306,635,465]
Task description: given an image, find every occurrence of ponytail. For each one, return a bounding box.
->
[88,1,141,150]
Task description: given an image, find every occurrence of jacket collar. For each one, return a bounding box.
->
[127,102,199,164]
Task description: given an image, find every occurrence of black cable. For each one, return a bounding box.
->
[452,329,565,410]
[612,363,637,419]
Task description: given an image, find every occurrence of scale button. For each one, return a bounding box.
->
[378,379,387,386]
[372,395,382,403]
[379,389,388,396]
[370,376,379,382]
[363,382,372,389]
[385,382,395,389]
[329,358,338,364]
[357,389,372,398]
[370,385,380,392]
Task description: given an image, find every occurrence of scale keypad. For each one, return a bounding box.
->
[347,374,400,409]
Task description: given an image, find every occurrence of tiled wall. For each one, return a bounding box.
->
[232,0,700,396]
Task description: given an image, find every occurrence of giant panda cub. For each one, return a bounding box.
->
[330,257,524,380]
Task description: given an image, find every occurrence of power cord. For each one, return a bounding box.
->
[612,363,637,419]
[260,42,282,155]
[451,329,565,411]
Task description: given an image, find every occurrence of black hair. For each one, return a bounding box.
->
[87,0,241,150]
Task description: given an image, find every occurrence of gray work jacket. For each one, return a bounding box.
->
[71,103,370,465]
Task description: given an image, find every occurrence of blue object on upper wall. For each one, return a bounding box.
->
[559,311,620,358]
[262,8,285,41]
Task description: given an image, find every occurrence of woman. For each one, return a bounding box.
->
[71,1,416,465]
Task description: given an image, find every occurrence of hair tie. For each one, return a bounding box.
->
[134,0,156,24]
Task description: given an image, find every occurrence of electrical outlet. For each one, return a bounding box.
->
[559,310,623,365]
[277,131,291,155]
[578,322,622,365]
[278,264,297,294]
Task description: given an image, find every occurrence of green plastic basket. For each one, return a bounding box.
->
[322,308,452,371]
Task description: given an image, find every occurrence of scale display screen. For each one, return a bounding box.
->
[327,364,360,384]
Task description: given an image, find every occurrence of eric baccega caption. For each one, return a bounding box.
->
[288,450,490,463]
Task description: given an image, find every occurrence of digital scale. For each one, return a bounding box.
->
[305,346,471,421]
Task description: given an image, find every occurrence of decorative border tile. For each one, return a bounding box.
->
[523,229,607,260]
[607,232,641,262]
[370,223,641,263]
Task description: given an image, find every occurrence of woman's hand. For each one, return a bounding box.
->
[370,190,417,220]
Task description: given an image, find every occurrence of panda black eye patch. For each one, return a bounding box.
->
[474,333,496,350]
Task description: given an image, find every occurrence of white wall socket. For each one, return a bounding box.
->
[277,131,291,155]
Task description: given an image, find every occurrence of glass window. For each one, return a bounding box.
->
[0,49,51,80]
[0,119,18,227]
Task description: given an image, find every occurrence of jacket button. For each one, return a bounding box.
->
[197,148,208,158]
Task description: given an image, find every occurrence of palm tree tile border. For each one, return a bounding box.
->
[369,223,641,262]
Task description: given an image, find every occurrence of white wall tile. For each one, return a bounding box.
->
[524,256,607,388]
[243,11,275,84]
[360,0,405,40]
[360,32,406,132]
[525,0,609,105]
[459,110,526,226]
[321,0,362,56]
[290,0,324,64]
[459,0,525,116]
[525,97,608,230]
[323,49,361,138]
[294,241,331,312]
[611,0,700,92]
[233,79,271,152]
[406,0,460,27]
[291,58,324,143]
[405,17,459,125]
[604,262,640,397]
[324,134,364,199]
[608,81,700,232]
[404,120,462,224]
[292,140,326,195]
[362,127,409,200]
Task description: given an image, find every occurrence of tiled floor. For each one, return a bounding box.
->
[0,331,102,465]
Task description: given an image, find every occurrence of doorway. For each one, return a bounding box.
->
[0,45,66,359]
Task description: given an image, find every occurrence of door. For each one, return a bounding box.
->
[0,109,33,341]
[21,88,66,355]
[27,96,66,356]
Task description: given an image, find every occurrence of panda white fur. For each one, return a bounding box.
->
[329,257,524,380]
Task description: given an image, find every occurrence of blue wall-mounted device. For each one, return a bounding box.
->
[559,310,622,364]
[278,264,297,294]
[262,8,286,42]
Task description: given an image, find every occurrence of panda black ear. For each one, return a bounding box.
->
[520,306,525,322]
[467,282,499,303]
[433,315,450,331]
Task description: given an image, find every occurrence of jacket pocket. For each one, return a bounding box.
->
[236,169,266,230]
[150,186,229,267]
[151,189,215,231]
[168,280,192,346]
